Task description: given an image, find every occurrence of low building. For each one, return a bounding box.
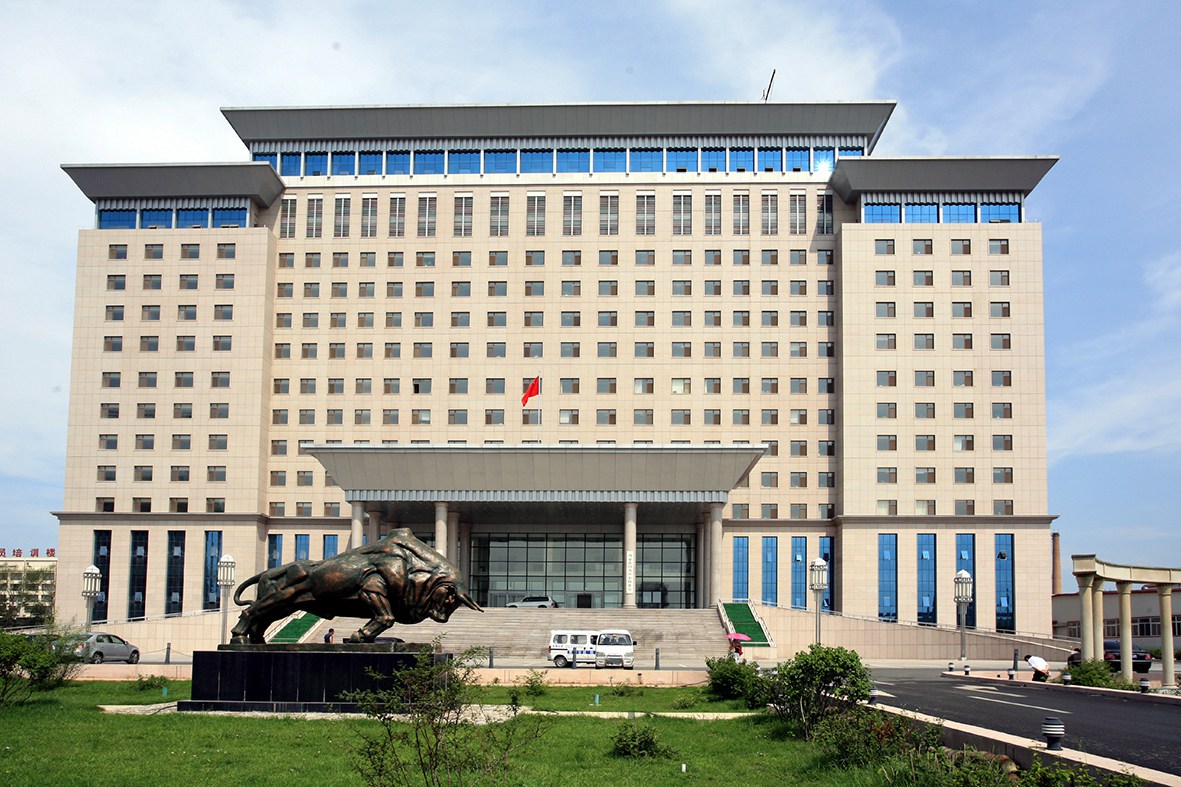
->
[0,552,58,627]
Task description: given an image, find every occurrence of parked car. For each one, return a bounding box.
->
[594,629,637,670]
[506,595,558,608]
[76,632,140,664]
[1066,640,1152,674]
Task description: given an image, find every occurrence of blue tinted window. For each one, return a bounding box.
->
[267,534,283,569]
[593,149,626,172]
[955,533,976,628]
[791,536,807,609]
[943,203,976,223]
[280,153,302,177]
[295,533,310,561]
[701,148,726,172]
[98,209,137,229]
[981,203,1019,223]
[839,147,864,158]
[813,148,835,172]
[304,153,328,176]
[878,533,897,621]
[917,533,936,625]
[484,150,516,173]
[448,151,480,174]
[732,536,749,601]
[995,534,1015,632]
[331,152,355,175]
[667,149,698,172]
[729,148,754,172]
[386,151,411,174]
[177,208,208,228]
[762,536,778,606]
[786,148,809,172]
[323,534,338,558]
[140,209,172,229]
[253,153,277,169]
[520,149,553,173]
[359,152,383,175]
[629,149,662,172]
[905,203,938,223]
[556,149,590,173]
[758,147,782,172]
[203,530,222,611]
[818,536,833,611]
[865,204,902,223]
[91,530,112,623]
[414,151,444,174]
[213,208,246,227]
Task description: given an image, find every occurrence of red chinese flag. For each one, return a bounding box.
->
[521,376,541,406]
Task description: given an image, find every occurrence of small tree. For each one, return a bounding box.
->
[764,644,872,738]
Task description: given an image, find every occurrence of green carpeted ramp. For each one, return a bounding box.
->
[722,603,771,646]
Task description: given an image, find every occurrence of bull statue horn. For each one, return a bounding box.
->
[460,593,483,612]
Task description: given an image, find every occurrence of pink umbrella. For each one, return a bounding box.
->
[727,633,751,641]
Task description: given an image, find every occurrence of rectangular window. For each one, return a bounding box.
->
[599,193,618,235]
[733,193,750,235]
[202,530,223,611]
[672,192,692,235]
[562,194,582,236]
[417,195,437,237]
[732,536,749,602]
[333,196,351,237]
[815,193,833,235]
[388,195,406,237]
[878,534,898,622]
[635,193,655,235]
[526,194,546,236]
[762,537,778,607]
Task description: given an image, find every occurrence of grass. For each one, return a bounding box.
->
[480,683,754,713]
[0,681,886,786]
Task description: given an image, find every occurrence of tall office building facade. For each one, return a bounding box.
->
[57,102,1056,634]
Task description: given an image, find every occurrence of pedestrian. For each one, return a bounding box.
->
[324,627,335,644]
[1025,653,1049,682]
[728,639,743,662]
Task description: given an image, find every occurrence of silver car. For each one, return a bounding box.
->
[77,633,140,664]
[506,595,558,608]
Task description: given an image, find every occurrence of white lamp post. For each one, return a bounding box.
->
[809,558,829,645]
[217,554,236,645]
[954,569,974,661]
[81,564,102,627]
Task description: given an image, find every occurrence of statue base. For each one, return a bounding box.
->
[178,643,444,713]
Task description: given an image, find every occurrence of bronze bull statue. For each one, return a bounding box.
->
[230,528,481,644]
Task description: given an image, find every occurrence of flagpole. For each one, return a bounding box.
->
[536,372,542,444]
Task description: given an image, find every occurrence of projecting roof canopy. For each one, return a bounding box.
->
[303,444,766,504]
[61,162,286,207]
[221,102,896,150]
[1072,554,1181,585]
[831,156,1057,202]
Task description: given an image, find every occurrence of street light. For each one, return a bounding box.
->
[954,569,974,661]
[217,554,236,645]
[81,565,102,627]
[809,558,829,645]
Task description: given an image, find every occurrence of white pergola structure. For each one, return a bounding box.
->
[1073,554,1178,686]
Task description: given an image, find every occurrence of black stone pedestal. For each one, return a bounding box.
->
[178,643,438,713]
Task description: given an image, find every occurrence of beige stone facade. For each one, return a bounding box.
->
[56,103,1056,648]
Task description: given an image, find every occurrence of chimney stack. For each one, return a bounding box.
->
[1051,532,1061,595]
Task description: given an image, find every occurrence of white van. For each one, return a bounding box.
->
[547,630,598,668]
[593,629,637,670]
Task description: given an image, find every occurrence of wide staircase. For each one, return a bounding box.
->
[313,608,730,669]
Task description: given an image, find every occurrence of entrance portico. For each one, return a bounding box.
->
[305,444,764,610]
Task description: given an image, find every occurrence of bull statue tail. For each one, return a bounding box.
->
[232,571,264,606]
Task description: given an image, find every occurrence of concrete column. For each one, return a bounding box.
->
[1091,580,1106,661]
[1159,584,1175,688]
[1117,581,1134,684]
[447,511,459,565]
[349,503,365,550]
[1076,573,1095,661]
[623,503,637,609]
[434,502,449,561]
[695,517,707,609]
[366,510,382,544]
[709,503,724,606]
[458,520,473,584]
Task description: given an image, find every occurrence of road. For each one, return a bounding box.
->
[872,668,1181,776]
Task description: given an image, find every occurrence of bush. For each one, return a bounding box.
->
[516,669,548,697]
[0,625,85,705]
[762,644,872,738]
[812,704,941,767]
[1022,755,1144,786]
[704,655,761,703]
[610,722,674,759]
[135,674,169,692]
[1065,659,1137,691]
[607,681,644,698]
[671,690,700,710]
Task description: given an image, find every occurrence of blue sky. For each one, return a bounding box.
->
[1,0,1178,572]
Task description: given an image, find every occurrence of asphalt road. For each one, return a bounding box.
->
[872,668,1181,776]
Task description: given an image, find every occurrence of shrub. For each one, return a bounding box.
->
[762,644,872,738]
[671,690,700,710]
[135,674,169,691]
[608,681,644,698]
[0,625,85,705]
[812,704,940,768]
[516,669,548,697]
[1022,755,1144,786]
[610,722,674,759]
[1066,659,1137,691]
[704,655,761,702]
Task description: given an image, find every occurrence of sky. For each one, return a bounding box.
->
[1,0,1179,574]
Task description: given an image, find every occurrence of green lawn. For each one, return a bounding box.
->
[0,681,886,785]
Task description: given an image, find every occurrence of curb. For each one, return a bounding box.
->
[938,671,1181,706]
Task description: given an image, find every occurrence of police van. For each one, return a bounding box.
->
[547,630,598,668]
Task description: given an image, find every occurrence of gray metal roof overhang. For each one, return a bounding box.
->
[830,156,1057,203]
[221,102,896,151]
[303,444,766,504]
[61,162,286,207]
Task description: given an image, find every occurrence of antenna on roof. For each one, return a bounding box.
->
[761,69,776,102]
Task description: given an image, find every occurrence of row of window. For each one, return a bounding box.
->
[272,308,837,330]
[875,238,1008,256]
[103,335,232,352]
[877,402,1015,422]
[95,497,226,514]
[876,300,1011,317]
[274,278,836,299]
[731,504,835,520]
[276,248,836,269]
[874,334,1014,351]
[105,304,234,321]
[108,243,235,260]
[876,500,1017,517]
[98,211,247,230]
[876,467,1017,483]
[97,433,226,451]
[864,203,1019,225]
[271,339,840,361]
[269,376,838,397]
[280,192,835,240]
[256,145,861,177]
[97,465,231,482]
[875,269,1012,287]
[101,371,231,389]
[107,272,236,291]
[99,403,230,419]
[267,407,841,427]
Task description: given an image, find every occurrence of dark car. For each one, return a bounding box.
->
[1066,640,1152,674]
